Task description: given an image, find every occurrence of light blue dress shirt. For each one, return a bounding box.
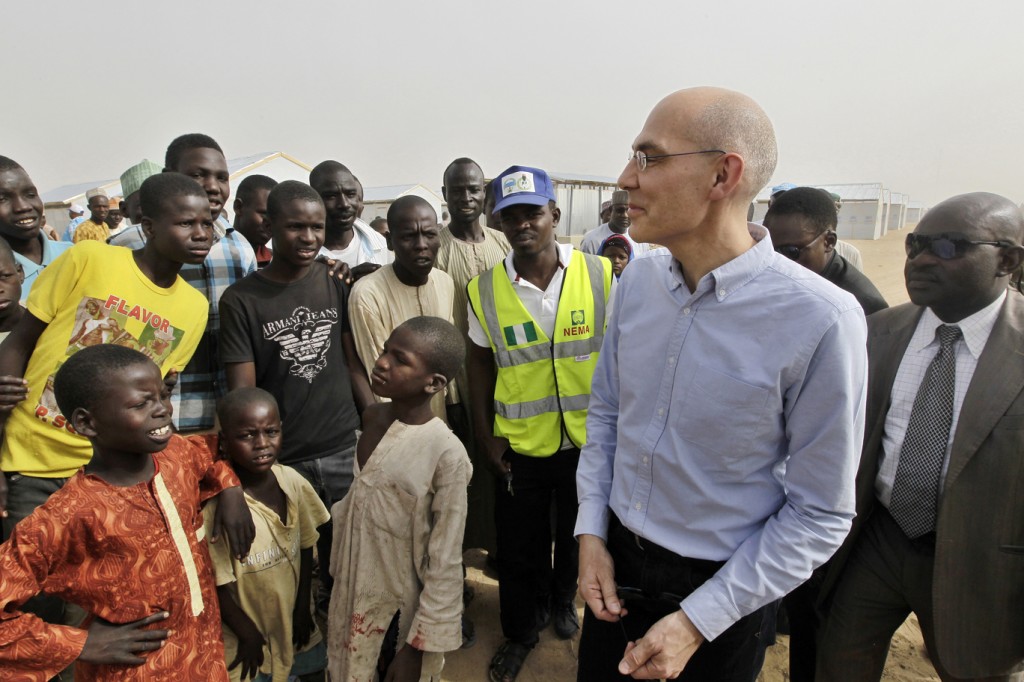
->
[12,235,74,302]
[575,223,868,640]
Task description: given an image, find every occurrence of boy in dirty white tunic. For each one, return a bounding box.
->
[328,317,471,682]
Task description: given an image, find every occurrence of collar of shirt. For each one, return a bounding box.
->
[13,233,63,276]
[505,242,574,289]
[909,289,1006,359]
[666,222,774,300]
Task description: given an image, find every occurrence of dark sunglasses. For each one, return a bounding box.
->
[905,232,1014,260]
[774,230,829,261]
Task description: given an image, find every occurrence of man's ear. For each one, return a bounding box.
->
[824,230,838,252]
[997,244,1024,277]
[233,197,244,213]
[707,153,745,202]
[140,216,155,240]
[551,206,561,227]
[424,373,448,396]
[71,407,98,438]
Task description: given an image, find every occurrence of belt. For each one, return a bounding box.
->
[609,514,725,573]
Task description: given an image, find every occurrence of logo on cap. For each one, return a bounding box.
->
[502,171,535,197]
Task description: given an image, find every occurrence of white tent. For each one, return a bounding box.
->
[753,182,890,239]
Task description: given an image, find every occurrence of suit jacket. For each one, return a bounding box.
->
[822,292,1024,678]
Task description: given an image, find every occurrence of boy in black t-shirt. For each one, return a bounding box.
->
[219,180,373,609]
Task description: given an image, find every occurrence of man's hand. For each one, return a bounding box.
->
[0,375,28,415]
[210,486,255,560]
[478,434,510,476]
[350,262,381,282]
[78,612,170,666]
[578,534,625,622]
[618,609,704,680]
[318,256,353,285]
[383,644,423,682]
[228,623,266,680]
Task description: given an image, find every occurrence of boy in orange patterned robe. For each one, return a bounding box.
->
[0,346,254,680]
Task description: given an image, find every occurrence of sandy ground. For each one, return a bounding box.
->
[440,225,939,681]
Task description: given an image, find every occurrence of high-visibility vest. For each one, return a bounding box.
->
[468,250,612,456]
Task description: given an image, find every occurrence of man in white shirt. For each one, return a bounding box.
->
[309,161,392,279]
[579,190,648,257]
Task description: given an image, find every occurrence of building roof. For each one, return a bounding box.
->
[549,172,619,186]
[43,152,313,207]
[362,183,445,204]
[756,182,886,202]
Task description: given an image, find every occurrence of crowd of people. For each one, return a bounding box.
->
[0,84,1021,682]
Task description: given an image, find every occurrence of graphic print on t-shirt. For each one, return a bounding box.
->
[36,295,186,429]
[263,306,339,383]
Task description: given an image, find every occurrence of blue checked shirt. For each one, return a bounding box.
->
[109,216,256,429]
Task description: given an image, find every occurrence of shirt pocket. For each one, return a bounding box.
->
[677,364,771,464]
[364,480,417,541]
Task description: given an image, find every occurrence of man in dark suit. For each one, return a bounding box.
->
[818,192,1024,681]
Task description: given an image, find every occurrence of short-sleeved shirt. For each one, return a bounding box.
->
[219,264,360,463]
[579,223,650,257]
[10,233,73,302]
[204,464,331,682]
[71,219,110,243]
[0,242,208,477]
[317,219,393,268]
[109,218,257,430]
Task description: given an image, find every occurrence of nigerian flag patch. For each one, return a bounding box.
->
[503,321,538,346]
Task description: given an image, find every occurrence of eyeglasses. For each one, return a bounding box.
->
[774,230,830,260]
[905,232,1014,260]
[628,149,726,172]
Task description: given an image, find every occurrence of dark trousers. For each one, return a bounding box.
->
[494,446,579,646]
[577,515,774,682]
[817,507,1016,682]
[291,446,355,607]
[783,567,826,681]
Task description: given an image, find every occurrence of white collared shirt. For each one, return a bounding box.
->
[467,242,575,347]
[876,290,1007,505]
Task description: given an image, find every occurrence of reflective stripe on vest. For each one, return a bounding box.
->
[468,250,612,455]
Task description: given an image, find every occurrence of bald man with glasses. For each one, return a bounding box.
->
[575,87,868,681]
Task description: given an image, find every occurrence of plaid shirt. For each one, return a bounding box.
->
[109,217,256,430]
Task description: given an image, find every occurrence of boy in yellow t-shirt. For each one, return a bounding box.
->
[0,173,213,548]
[205,388,330,682]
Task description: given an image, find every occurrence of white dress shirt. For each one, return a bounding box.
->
[876,291,1007,506]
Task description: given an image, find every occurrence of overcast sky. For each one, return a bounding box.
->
[3,0,1022,206]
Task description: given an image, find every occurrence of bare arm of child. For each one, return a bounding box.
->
[355,403,391,470]
[0,313,46,519]
[216,585,265,680]
[0,312,45,415]
[342,331,374,415]
[187,435,255,560]
[292,546,315,649]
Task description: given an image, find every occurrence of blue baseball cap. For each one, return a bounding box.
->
[492,165,557,215]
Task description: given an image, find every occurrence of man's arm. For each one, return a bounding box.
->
[216,586,265,680]
[575,281,624,623]
[224,362,256,391]
[467,342,508,476]
[342,331,374,415]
